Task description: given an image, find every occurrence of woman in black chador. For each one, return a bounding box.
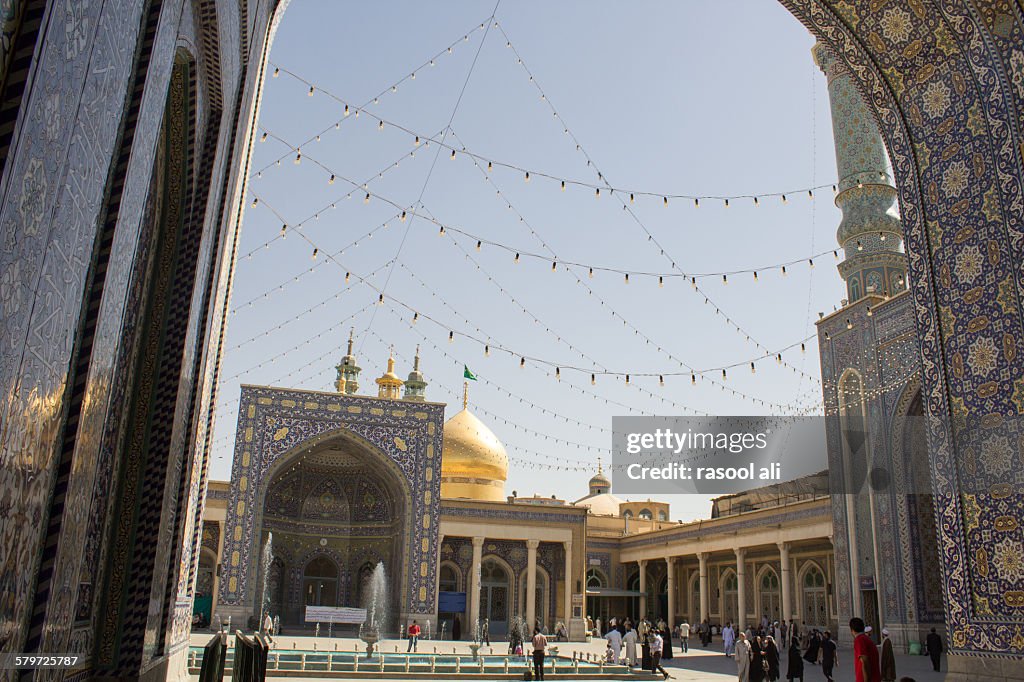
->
[786,637,804,681]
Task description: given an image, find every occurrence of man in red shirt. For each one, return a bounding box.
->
[849,618,881,682]
[407,619,421,652]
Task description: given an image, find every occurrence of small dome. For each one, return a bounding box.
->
[588,470,611,494]
[441,407,508,501]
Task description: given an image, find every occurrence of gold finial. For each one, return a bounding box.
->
[462,380,469,409]
[414,345,420,370]
[597,456,603,475]
[386,345,396,373]
[347,328,355,355]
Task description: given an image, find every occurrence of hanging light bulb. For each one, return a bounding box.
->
[753,271,759,282]
[595,187,600,198]
[663,196,668,206]
[658,276,664,288]
[591,373,596,386]
[624,273,629,284]
[722,369,727,380]
[800,342,806,353]
[260,132,267,142]
[412,312,419,324]
[487,161,492,172]
[251,197,258,207]
[308,85,314,96]
[364,193,370,204]
[691,276,697,289]
[378,293,384,305]
[809,258,814,268]
[724,198,730,208]
[280,224,287,238]
[753,196,759,207]
[781,266,787,276]
[832,184,838,193]
[588,267,594,278]
[475,240,481,251]
[273,67,280,77]
[824,331,831,341]
[414,136,420,146]
[294,151,301,164]
[555,367,561,380]
[750,362,756,374]
[311,248,318,260]
[625,374,630,385]
[857,240,863,251]
[782,194,788,204]
[879,231,886,241]
[691,373,696,385]
[551,261,557,272]
[524,171,530,182]
[866,306,873,317]
[808,189,814,199]
[438,225,445,236]
[484,345,490,356]
[328,174,335,185]
[776,353,783,364]
[520,357,525,368]
[694,198,700,208]
[514,253,520,264]
[846,319,853,330]
[722,274,728,285]
[833,250,839,259]
[345,272,351,284]
[560,180,566,191]
[659,375,665,387]
[448,331,454,343]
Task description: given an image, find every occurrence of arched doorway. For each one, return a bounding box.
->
[757,567,781,623]
[303,555,339,608]
[194,549,217,627]
[800,562,827,628]
[480,558,511,636]
[721,570,739,627]
[689,571,701,624]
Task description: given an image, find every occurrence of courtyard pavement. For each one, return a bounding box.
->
[189,632,949,681]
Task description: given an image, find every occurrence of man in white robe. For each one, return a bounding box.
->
[605,627,623,664]
[723,623,736,657]
[623,625,638,666]
[736,632,752,681]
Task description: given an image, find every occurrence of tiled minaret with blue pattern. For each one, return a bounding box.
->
[813,43,907,303]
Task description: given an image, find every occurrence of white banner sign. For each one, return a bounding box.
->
[304,606,367,624]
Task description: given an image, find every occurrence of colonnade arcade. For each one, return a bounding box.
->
[624,539,836,633]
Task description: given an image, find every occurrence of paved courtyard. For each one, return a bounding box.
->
[190,632,948,681]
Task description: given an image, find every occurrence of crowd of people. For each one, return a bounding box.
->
[585,612,943,682]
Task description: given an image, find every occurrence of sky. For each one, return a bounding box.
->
[210,0,849,522]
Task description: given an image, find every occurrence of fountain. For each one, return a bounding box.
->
[259,533,274,626]
[358,562,389,659]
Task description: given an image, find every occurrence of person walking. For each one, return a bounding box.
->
[803,630,821,666]
[407,619,421,652]
[678,619,690,653]
[850,617,881,682]
[531,627,548,681]
[820,631,837,682]
[925,628,944,672]
[736,632,753,682]
[751,636,767,682]
[624,624,638,666]
[880,629,896,681]
[702,619,712,647]
[650,629,669,679]
[724,622,736,657]
[786,637,804,681]
[765,636,781,682]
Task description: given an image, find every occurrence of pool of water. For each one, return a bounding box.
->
[188,647,637,676]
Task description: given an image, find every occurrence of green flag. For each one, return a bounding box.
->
[463,365,477,381]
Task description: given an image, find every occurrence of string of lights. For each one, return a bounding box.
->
[495,23,823,389]
[251,16,493,179]
[266,63,858,206]
[251,180,819,409]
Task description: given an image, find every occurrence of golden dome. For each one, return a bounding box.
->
[440,404,508,502]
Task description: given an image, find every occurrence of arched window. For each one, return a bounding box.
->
[657,510,668,521]
[622,510,634,519]
[439,564,459,592]
[639,509,653,520]
[586,568,607,589]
